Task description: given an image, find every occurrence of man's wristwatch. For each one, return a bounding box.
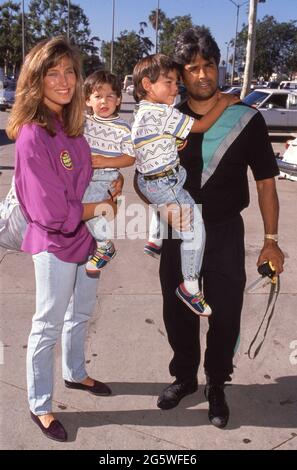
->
[264,234,278,242]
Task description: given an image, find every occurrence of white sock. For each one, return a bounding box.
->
[184,279,199,295]
[97,240,111,249]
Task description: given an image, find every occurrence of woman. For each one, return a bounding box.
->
[6,36,120,442]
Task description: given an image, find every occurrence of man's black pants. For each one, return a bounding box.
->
[159,215,246,385]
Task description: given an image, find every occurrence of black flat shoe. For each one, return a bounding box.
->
[64,379,112,396]
[157,378,198,410]
[30,412,67,442]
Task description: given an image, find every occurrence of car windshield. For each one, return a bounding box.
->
[243,91,267,106]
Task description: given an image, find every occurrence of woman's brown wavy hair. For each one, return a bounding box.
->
[6,35,84,140]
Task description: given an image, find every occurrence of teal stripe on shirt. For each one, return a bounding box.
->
[201,105,258,187]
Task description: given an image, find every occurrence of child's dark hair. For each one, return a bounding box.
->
[133,54,179,102]
[84,70,122,113]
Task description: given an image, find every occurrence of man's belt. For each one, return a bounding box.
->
[141,165,179,181]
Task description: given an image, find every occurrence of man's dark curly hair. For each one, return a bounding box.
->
[173,26,221,70]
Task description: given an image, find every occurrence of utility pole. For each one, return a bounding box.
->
[241,0,258,98]
[67,0,70,39]
[155,0,160,53]
[225,41,230,82]
[241,0,266,98]
[21,0,25,62]
[110,0,115,72]
[229,0,249,85]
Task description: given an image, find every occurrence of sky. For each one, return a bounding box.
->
[75,0,296,58]
[12,0,297,63]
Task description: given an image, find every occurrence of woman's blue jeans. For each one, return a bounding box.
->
[27,251,99,415]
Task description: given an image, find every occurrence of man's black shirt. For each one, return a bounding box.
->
[176,101,279,224]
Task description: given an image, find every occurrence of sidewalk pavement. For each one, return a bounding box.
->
[0,109,296,450]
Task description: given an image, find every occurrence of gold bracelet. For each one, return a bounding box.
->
[264,234,278,242]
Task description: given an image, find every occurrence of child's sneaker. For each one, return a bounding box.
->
[144,242,162,259]
[86,241,116,274]
[175,283,212,317]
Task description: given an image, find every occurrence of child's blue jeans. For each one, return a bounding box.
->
[137,165,205,281]
[83,169,119,242]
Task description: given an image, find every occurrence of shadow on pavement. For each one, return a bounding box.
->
[56,376,297,442]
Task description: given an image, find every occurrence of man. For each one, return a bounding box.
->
[157,27,284,428]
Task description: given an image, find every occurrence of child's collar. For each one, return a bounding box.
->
[92,113,119,122]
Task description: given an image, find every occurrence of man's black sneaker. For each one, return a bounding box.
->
[204,383,230,428]
[157,379,198,410]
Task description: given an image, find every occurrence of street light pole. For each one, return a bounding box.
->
[225,41,230,77]
[229,0,248,85]
[155,0,160,53]
[21,0,25,62]
[241,0,266,98]
[110,0,115,72]
[67,0,70,39]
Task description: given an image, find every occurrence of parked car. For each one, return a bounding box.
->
[126,84,134,96]
[0,82,16,110]
[224,86,242,95]
[263,81,280,89]
[276,137,297,181]
[123,74,133,91]
[243,89,297,132]
[173,84,188,106]
[279,81,297,90]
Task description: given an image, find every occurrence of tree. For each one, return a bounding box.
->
[0,0,101,75]
[148,8,166,30]
[0,1,22,74]
[158,15,194,56]
[26,0,99,56]
[148,8,167,52]
[236,16,297,80]
[101,24,153,80]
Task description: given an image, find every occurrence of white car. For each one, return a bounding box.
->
[224,86,242,95]
[276,137,297,181]
[279,81,297,90]
[0,82,16,111]
[243,89,297,132]
[123,74,133,91]
[126,84,134,96]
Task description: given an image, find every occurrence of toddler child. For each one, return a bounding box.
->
[132,54,239,315]
[83,71,135,273]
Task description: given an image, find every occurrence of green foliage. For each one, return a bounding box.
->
[0,1,22,73]
[236,15,297,80]
[101,25,153,80]
[148,9,194,55]
[148,8,166,31]
[100,12,196,80]
[0,0,100,75]
[159,15,194,56]
[26,0,99,55]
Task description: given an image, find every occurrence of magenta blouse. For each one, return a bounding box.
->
[15,121,95,262]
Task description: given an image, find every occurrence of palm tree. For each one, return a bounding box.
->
[148,8,166,30]
[148,8,166,52]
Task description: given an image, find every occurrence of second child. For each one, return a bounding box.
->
[83,71,135,274]
[132,54,239,316]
